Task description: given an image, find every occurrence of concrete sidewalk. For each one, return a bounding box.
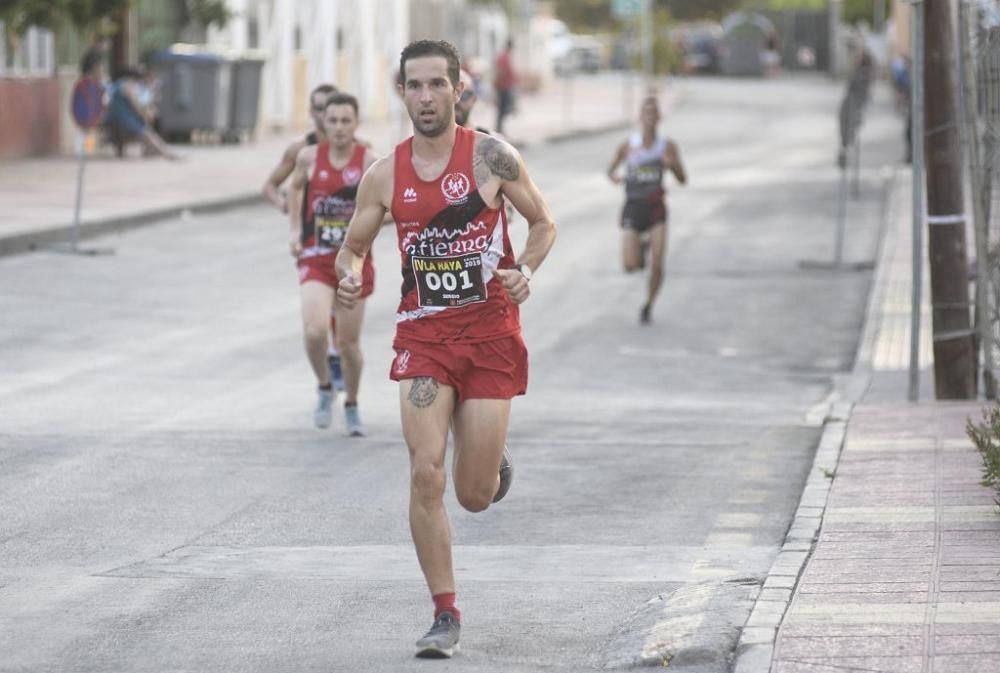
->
[736,168,1000,672]
[0,72,658,257]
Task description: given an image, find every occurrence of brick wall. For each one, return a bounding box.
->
[0,78,60,158]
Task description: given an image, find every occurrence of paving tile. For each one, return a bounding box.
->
[940,566,1000,582]
[776,635,922,658]
[939,581,1000,593]
[794,592,932,605]
[934,634,1000,654]
[773,655,923,673]
[935,602,1000,623]
[788,602,926,623]
[933,653,1000,673]
[779,623,924,638]
[796,582,928,595]
[934,623,1000,635]
[799,569,931,584]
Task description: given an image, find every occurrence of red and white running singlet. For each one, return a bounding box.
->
[301,143,367,257]
[390,126,519,344]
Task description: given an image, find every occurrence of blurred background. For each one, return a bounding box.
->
[0,0,900,159]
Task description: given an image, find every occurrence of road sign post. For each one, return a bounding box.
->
[59,76,114,256]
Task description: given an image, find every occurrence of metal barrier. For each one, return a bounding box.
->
[957,0,1000,398]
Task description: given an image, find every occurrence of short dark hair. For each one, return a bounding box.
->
[324,91,359,116]
[80,47,103,75]
[311,83,337,99]
[399,40,461,87]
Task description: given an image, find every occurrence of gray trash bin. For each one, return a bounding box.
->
[149,46,232,141]
[228,56,265,141]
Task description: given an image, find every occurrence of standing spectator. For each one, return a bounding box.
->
[891,55,912,164]
[79,35,112,84]
[493,39,516,135]
[837,38,874,168]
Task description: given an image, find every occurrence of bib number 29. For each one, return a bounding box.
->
[412,253,487,307]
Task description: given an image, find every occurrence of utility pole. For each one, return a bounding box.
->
[923,0,976,399]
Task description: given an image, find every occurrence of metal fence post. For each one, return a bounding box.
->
[909,0,925,401]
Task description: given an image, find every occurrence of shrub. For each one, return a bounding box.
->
[966,406,1000,508]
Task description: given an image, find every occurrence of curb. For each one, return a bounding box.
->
[730,165,900,673]
[0,192,263,258]
[0,120,635,260]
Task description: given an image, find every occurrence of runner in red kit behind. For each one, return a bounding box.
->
[289,92,377,435]
[335,40,557,659]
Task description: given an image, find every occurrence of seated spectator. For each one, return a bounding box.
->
[104,67,182,160]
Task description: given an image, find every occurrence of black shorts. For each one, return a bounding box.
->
[621,199,667,232]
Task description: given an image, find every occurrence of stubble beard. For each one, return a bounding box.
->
[413,109,453,138]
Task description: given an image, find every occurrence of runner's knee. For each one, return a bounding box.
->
[410,461,446,503]
[455,481,493,513]
[336,333,361,355]
[303,320,327,345]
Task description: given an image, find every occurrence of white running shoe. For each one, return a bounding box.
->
[314,388,334,429]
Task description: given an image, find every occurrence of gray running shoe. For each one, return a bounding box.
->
[415,611,460,659]
[314,388,333,429]
[492,447,514,503]
[344,405,364,437]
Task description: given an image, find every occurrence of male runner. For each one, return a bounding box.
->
[335,40,556,658]
[606,96,686,324]
[289,92,377,435]
[454,70,486,132]
[263,83,347,392]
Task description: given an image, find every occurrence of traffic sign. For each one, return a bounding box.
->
[70,76,105,129]
[612,0,647,20]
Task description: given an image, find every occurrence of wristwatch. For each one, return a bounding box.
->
[514,263,533,282]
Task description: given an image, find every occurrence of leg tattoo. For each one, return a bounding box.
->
[408,377,439,408]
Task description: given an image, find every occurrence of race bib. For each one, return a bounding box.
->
[315,216,348,249]
[412,253,487,307]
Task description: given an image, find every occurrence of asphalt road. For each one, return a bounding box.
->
[0,75,902,672]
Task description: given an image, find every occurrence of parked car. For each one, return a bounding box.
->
[672,22,724,74]
[557,35,603,76]
[548,19,603,76]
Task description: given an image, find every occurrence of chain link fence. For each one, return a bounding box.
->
[958,0,1000,397]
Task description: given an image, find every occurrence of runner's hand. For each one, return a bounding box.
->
[338,271,362,309]
[289,234,302,258]
[496,268,530,304]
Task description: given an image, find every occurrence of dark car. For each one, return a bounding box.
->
[673,22,724,74]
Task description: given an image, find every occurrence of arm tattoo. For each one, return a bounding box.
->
[474,136,520,184]
[408,377,439,408]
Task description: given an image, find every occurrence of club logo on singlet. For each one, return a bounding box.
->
[441,172,471,204]
[403,187,418,203]
[318,169,329,180]
[343,166,362,187]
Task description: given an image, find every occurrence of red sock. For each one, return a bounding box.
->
[432,592,460,622]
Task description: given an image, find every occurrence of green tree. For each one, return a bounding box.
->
[1,0,132,61]
[842,0,890,26]
[552,0,613,32]
[183,0,232,31]
[756,0,892,26]
[0,0,132,35]
[663,0,741,21]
